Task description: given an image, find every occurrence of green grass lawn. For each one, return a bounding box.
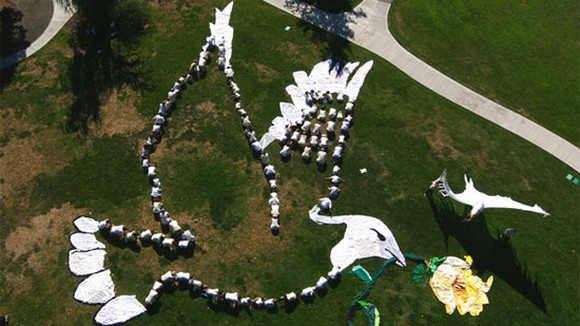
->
[389,0,579,147]
[0,0,578,325]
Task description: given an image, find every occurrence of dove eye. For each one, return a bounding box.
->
[370,228,386,241]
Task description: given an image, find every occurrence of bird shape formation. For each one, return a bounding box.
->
[65,2,406,325]
[430,169,550,219]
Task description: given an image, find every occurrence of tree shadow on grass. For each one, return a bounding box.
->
[426,195,548,314]
[283,0,367,66]
[0,7,29,92]
[64,2,150,136]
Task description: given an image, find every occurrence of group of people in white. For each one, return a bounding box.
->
[144,268,342,311]
[277,89,356,215]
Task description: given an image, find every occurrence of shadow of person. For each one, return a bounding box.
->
[0,6,29,91]
[427,195,548,314]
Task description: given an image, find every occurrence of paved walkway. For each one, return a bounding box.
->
[0,0,74,69]
[263,0,580,173]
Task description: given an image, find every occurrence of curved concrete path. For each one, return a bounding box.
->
[263,0,580,173]
[0,0,74,69]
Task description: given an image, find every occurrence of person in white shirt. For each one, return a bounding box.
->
[169,220,181,236]
[98,219,111,232]
[151,233,164,244]
[151,186,162,202]
[312,123,322,136]
[328,107,337,121]
[147,165,156,179]
[302,146,312,161]
[279,145,291,160]
[263,164,276,180]
[110,225,126,238]
[328,186,340,200]
[145,289,159,306]
[160,271,176,284]
[300,286,315,301]
[315,276,328,291]
[140,229,153,242]
[160,210,171,226]
[153,114,165,125]
[316,150,327,169]
[319,197,332,213]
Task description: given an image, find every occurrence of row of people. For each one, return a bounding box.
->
[223,67,282,234]
[98,219,196,252]
[145,269,341,311]
[138,33,222,247]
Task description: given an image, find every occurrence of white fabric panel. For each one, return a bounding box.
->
[94,295,146,326]
[74,269,115,304]
[308,206,405,272]
[293,71,309,91]
[344,60,374,101]
[68,249,106,276]
[70,233,106,251]
[285,85,309,112]
[73,216,100,233]
[279,102,303,124]
[309,59,333,92]
[329,61,359,94]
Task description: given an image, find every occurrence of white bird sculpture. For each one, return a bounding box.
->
[309,205,406,272]
[430,170,550,219]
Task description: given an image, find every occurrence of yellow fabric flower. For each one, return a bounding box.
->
[429,256,493,316]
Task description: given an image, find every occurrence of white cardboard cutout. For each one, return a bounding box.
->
[434,170,550,218]
[309,206,405,272]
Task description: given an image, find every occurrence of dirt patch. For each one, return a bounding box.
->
[276,42,316,64]
[473,149,494,169]
[254,63,279,83]
[194,101,222,120]
[0,0,16,9]
[3,203,85,294]
[427,127,461,160]
[521,176,533,191]
[89,87,148,137]
[0,128,81,203]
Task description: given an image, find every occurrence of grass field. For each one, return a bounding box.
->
[0,0,578,325]
[389,0,579,146]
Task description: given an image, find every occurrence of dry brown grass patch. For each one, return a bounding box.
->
[89,87,148,137]
[0,128,82,203]
[3,203,85,294]
[254,63,279,83]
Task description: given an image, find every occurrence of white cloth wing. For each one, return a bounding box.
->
[285,85,309,112]
[293,71,309,92]
[259,117,287,149]
[70,233,106,251]
[94,295,146,326]
[481,194,549,215]
[73,216,100,233]
[74,269,115,304]
[331,61,359,94]
[68,249,106,276]
[309,59,333,92]
[344,60,374,101]
[279,102,303,124]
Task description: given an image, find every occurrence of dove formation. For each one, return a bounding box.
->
[64,2,550,324]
